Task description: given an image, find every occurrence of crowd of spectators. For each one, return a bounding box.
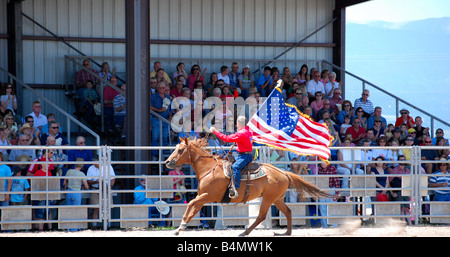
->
[0,59,449,230]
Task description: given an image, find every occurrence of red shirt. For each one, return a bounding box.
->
[346,126,366,145]
[213,126,253,153]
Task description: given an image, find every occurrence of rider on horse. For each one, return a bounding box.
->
[210,116,253,199]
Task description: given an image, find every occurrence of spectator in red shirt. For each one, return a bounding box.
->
[210,116,252,199]
[395,108,415,129]
[346,117,366,145]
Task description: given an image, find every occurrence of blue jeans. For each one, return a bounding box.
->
[434,192,450,201]
[66,188,82,205]
[151,117,169,156]
[232,153,253,189]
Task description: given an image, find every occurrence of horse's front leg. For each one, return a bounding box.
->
[174,193,210,235]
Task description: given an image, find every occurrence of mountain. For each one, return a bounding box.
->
[345,18,450,123]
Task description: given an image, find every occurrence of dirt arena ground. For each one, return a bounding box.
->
[1,220,448,237]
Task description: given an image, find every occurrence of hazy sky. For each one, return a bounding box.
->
[346,0,450,23]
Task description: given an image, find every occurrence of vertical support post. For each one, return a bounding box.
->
[125,0,151,188]
[7,0,23,116]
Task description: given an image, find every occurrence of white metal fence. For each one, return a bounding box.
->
[0,145,449,231]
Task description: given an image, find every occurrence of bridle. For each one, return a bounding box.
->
[173,142,220,181]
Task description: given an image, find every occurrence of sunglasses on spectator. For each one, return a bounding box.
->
[52,126,59,129]
[425,140,432,143]
[401,112,408,115]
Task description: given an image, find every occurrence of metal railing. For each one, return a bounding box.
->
[0,144,448,232]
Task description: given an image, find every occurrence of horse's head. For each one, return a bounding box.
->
[165,137,191,169]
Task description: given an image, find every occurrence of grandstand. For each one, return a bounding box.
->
[0,0,449,231]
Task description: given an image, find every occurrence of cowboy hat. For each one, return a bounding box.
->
[19,123,32,134]
[154,200,170,215]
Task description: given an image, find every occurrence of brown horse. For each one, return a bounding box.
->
[165,137,332,236]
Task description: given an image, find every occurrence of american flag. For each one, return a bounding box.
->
[248,85,333,161]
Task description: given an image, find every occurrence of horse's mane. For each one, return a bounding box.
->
[188,137,209,151]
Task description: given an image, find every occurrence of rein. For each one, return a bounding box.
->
[186,143,221,181]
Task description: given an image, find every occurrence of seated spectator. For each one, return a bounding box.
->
[238,65,255,99]
[388,127,402,145]
[310,92,324,116]
[28,101,47,131]
[256,66,273,97]
[8,134,36,161]
[432,128,449,146]
[170,80,184,99]
[371,136,393,165]
[40,121,69,147]
[205,72,218,97]
[436,137,450,159]
[40,113,58,135]
[4,113,18,144]
[353,89,374,117]
[353,107,368,131]
[113,84,127,136]
[67,136,93,173]
[399,124,409,142]
[324,72,341,100]
[295,64,310,85]
[1,83,18,115]
[150,61,172,87]
[404,128,420,145]
[18,123,40,145]
[421,136,440,174]
[0,124,11,160]
[339,115,352,139]
[281,67,295,89]
[187,64,205,91]
[371,116,385,139]
[358,139,373,172]
[228,62,240,89]
[287,88,304,108]
[75,59,99,89]
[220,86,233,99]
[328,88,344,116]
[395,108,415,129]
[429,158,450,201]
[134,178,167,226]
[413,116,429,141]
[370,156,390,202]
[359,129,377,146]
[389,139,403,168]
[172,62,188,86]
[336,100,354,125]
[302,106,314,121]
[388,155,412,225]
[297,96,311,114]
[367,106,387,130]
[345,117,366,145]
[401,135,415,167]
[306,71,325,101]
[269,67,281,91]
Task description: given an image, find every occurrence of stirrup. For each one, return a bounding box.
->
[229,188,239,199]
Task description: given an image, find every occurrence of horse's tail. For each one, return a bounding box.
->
[285,172,335,199]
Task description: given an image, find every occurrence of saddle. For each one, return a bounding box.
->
[222,159,267,181]
[220,157,267,204]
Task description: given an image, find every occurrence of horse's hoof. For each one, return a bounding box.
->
[174,230,180,236]
[274,231,291,236]
[238,232,247,237]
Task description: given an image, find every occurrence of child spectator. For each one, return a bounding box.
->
[10,166,30,206]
